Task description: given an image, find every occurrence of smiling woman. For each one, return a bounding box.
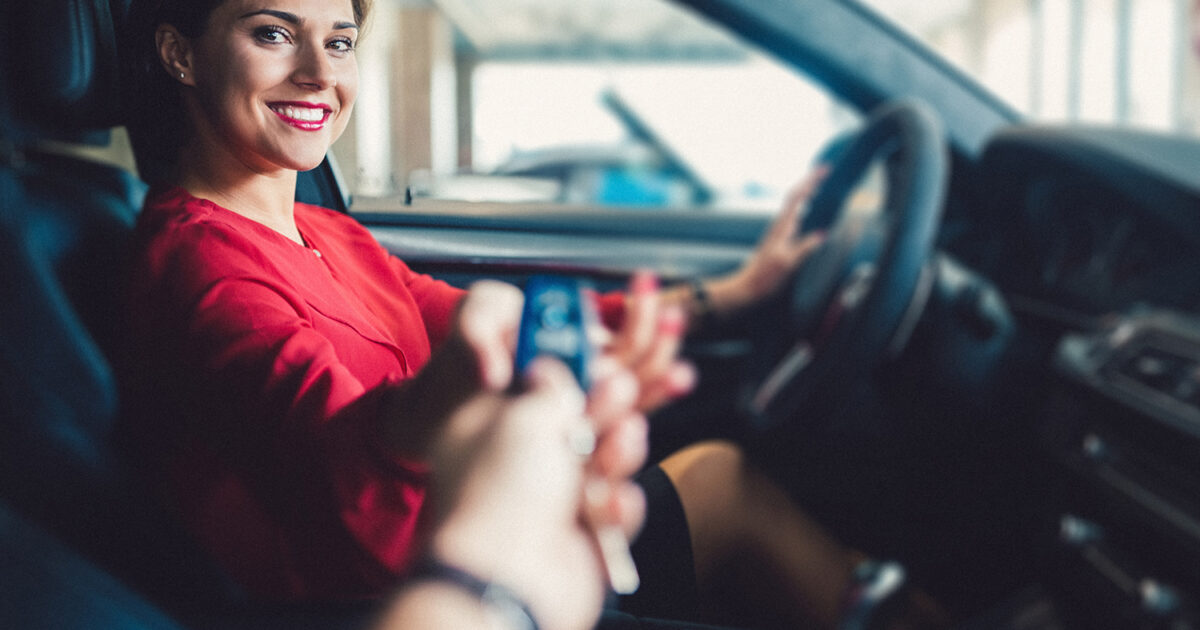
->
[114,1,937,629]
[155,3,359,240]
[129,0,364,217]
[123,1,366,179]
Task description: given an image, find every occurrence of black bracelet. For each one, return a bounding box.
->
[409,559,541,630]
[688,277,717,330]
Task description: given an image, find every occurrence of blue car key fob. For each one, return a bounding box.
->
[514,275,596,391]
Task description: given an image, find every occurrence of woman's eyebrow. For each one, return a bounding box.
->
[239,8,359,30]
[239,9,301,24]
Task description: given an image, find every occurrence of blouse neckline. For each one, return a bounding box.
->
[154,184,314,253]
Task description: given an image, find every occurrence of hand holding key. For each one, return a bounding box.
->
[420,275,651,630]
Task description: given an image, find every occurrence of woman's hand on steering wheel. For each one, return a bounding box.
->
[607,170,828,414]
[702,169,828,319]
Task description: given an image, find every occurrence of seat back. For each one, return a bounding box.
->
[0,0,237,609]
[0,497,186,630]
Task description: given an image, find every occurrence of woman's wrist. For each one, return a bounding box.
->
[686,277,717,330]
[691,271,754,327]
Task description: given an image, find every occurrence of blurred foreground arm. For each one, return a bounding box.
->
[377,357,648,630]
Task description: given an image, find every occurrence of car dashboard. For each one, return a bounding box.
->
[955,126,1200,627]
[969,126,1200,318]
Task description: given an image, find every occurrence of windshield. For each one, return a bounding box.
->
[860,0,1195,136]
[332,0,858,213]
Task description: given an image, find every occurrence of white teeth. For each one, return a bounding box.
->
[272,105,326,122]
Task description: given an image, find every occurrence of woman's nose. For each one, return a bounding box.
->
[293,43,337,90]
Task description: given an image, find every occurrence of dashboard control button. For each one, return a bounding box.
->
[1059,514,1104,546]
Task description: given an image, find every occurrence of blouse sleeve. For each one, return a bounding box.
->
[192,275,430,570]
[386,256,466,349]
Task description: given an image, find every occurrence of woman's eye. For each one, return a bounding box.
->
[328,38,355,53]
[254,26,290,44]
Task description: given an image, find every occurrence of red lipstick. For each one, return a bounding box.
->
[268,101,332,131]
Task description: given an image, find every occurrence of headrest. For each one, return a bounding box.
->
[1,0,130,147]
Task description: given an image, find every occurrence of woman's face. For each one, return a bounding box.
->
[183,0,359,174]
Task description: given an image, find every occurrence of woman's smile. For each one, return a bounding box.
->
[268,101,333,130]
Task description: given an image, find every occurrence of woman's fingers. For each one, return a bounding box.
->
[785,230,827,269]
[783,165,828,215]
[612,270,660,365]
[762,166,825,245]
[768,168,827,251]
[633,305,694,411]
[636,361,697,412]
[633,305,684,379]
[457,281,524,391]
[724,167,831,309]
[611,481,647,539]
[585,357,650,479]
[607,276,695,413]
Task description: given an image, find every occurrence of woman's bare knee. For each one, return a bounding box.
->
[658,440,751,577]
[660,440,746,511]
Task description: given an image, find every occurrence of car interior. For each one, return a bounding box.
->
[4,0,1200,629]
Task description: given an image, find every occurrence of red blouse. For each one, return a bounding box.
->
[124,187,466,599]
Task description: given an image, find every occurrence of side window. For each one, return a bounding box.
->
[861,0,1195,136]
[332,0,857,214]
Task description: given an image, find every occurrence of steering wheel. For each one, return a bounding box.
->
[746,99,947,431]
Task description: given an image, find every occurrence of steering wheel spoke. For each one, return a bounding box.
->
[749,340,814,416]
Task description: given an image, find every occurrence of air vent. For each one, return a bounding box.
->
[1111,344,1200,408]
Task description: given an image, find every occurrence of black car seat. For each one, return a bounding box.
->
[0,497,187,630]
[0,0,240,615]
[0,2,399,628]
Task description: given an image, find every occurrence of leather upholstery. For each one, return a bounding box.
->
[1,0,128,146]
[0,498,184,630]
[0,0,238,616]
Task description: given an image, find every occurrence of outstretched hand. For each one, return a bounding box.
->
[379,278,650,629]
[380,280,524,459]
[424,357,649,630]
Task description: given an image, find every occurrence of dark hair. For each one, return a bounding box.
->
[121,0,372,183]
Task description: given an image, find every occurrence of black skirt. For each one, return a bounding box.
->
[616,464,700,622]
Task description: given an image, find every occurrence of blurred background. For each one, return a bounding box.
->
[328,0,1197,212]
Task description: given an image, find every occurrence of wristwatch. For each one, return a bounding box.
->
[688,277,717,329]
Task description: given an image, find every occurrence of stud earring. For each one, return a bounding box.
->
[179,72,185,79]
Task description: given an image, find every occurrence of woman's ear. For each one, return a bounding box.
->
[155,25,196,86]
